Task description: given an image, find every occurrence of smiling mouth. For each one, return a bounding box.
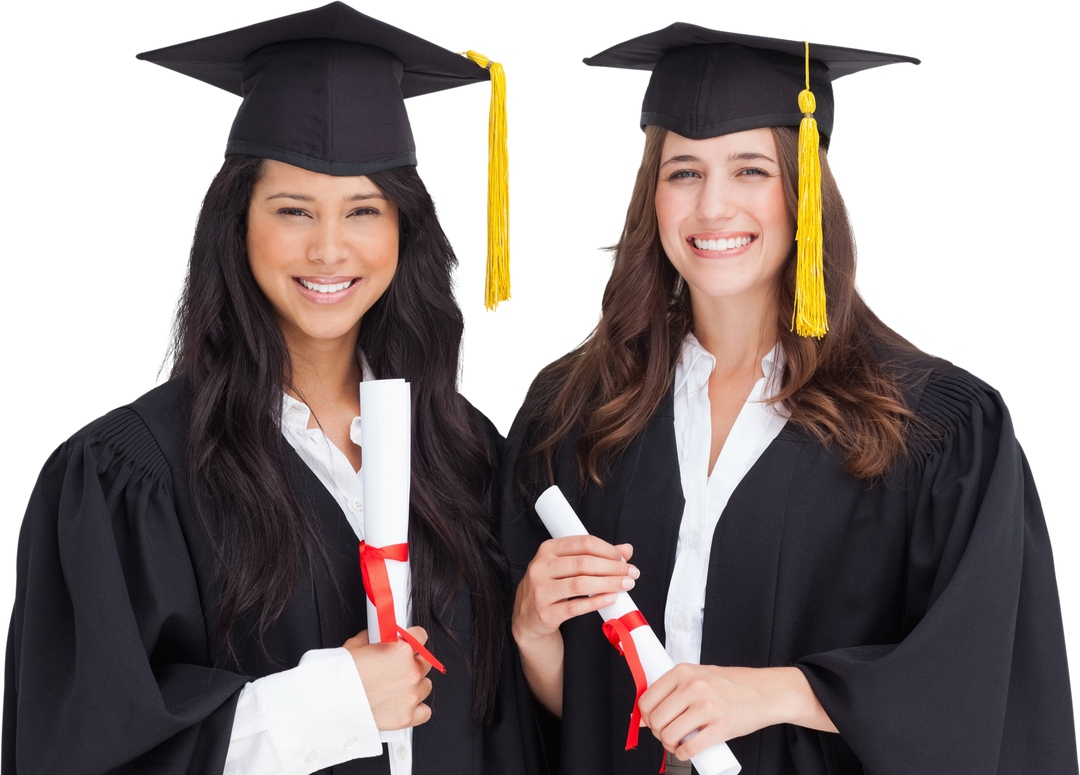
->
[296,278,358,293]
[691,235,755,252]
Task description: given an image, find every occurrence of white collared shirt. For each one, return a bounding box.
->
[664,335,789,667]
[225,389,414,775]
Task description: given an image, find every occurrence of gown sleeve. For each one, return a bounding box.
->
[226,647,383,775]
[796,368,1078,775]
[3,408,251,775]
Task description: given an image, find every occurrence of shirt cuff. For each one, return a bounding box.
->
[226,647,382,775]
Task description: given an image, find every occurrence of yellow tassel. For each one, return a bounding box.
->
[464,50,510,311]
[793,41,827,338]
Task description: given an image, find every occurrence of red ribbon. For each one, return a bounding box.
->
[358,541,446,674]
[602,609,649,750]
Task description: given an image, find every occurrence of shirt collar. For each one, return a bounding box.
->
[279,354,375,434]
[674,333,785,399]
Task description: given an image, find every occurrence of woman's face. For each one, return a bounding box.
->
[247,159,399,351]
[655,127,793,310]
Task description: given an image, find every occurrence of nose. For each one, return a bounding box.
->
[307,218,350,265]
[696,177,737,223]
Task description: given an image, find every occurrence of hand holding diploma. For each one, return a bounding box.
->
[358,379,443,742]
[635,661,834,761]
[511,528,638,718]
[359,379,412,647]
[532,486,741,775]
[344,627,434,731]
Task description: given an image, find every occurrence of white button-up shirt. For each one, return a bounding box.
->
[664,335,789,667]
[225,388,414,775]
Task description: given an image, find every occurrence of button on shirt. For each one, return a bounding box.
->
[664,336,789,667]
[225,388,414,775]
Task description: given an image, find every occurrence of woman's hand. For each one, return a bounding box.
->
[638,665,837,761]
[511,536,639,717]
[344,628,434,731]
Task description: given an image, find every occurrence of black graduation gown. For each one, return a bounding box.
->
[501,351,1078,775]
[3,378,541,775]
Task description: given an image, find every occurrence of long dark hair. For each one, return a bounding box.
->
[169,155,505,723]
[524,125,918,490]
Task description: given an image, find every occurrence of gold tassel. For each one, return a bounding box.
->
[464,50,510,311]
[793,41,827,338]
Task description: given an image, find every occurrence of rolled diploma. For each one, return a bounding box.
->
[360,378,412,742]
[534,485,741,775]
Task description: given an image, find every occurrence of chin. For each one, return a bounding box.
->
[282,313,363,344]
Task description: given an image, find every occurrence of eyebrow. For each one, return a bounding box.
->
[659,151,778,168]
[265,192,387,202]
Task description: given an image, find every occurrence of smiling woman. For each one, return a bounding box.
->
[502,23,1078,775]
[2,5,539,775]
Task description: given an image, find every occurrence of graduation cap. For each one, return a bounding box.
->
[138,2,510,310]
[585,24,919,337]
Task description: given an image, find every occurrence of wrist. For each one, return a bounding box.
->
[514,628,564,719]
[512,620,559,655]
[770,666,836,733]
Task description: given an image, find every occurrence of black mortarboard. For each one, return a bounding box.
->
[138,2,511,309]
[137,1,491,176]
[583,23,919,148]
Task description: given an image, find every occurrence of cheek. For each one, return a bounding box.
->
[758,188,793,243]
[246,212,292,276]
[359,223,400,282]
[654,189,677,234]
[654,189,688,253]
[379,222,400,267]
[381,232,400,272]
[378,249,399,285]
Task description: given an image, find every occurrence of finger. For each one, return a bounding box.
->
[638,672,678,722]
[655,679,726,754]
[661,709,708,754]
[615,543,634,560]
[674,730,707,762]
[675,718,729,761]
[547,535,628,561]
[416,653,434,677]
[531,596,612,633]
[554,593,618,622]
[640,678,684,733]
[417,676,433,702]
[549,574,636,603]
[545,554,639,582]
[405,625,428,646]
[412,702,432,726]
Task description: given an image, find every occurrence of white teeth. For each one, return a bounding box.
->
[299,279,352,293]
[693,236,752,251]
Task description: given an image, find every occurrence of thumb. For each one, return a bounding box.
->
[344,629,371,648]
[404,625,428,647]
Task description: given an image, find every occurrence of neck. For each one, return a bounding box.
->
[283,326,363,410]
[690,288,778,378]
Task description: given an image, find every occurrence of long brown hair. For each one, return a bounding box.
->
[523,125,919,489]
[171,156,506,723]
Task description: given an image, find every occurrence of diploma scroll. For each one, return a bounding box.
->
[359,379,445,743]
[534,486,741,775]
